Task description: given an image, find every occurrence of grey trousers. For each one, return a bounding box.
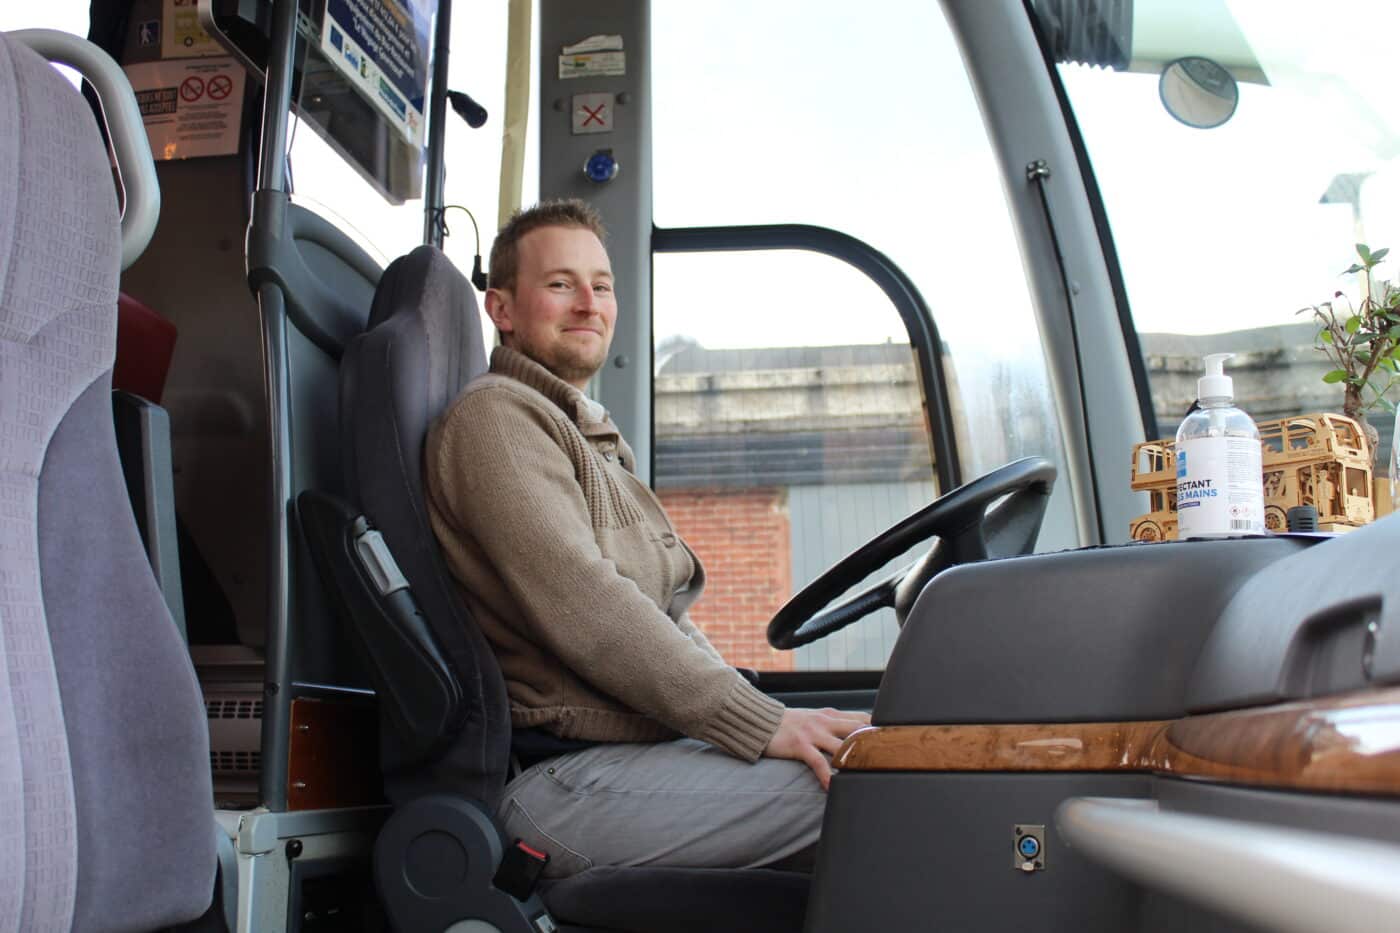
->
[497,738,826,878]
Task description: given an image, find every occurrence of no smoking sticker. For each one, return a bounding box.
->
[124,57,245,160]
[571,92,614,136]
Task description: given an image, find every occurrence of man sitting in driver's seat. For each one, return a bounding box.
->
[425,199,869,877]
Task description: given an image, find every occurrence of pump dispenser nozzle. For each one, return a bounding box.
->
[1199,352,1235,400]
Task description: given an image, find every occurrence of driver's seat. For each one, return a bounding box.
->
[300,245,808,933]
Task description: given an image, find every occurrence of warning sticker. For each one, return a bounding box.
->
[571,92,614,135]
[124,57,245,160]
[179,75,205,102]
[559,34,624,80]
[135,86,178,117]
[559,51,625,80]
[162,0,220,59]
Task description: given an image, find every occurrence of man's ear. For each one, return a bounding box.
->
[484,288,514,335]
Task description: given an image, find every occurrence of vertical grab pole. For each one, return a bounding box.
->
[255,0,298,194]
[423,0,453,247]
[249,0,301,812]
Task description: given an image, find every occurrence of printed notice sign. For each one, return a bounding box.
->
[124,57,245,160]
[162,0,220,59]
[320,0,435,147]
[559,34,625,79]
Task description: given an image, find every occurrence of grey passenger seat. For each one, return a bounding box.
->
[0,30,219,932]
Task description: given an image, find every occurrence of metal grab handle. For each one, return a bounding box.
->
[10,29,160,269]
[1057,796,1400,933]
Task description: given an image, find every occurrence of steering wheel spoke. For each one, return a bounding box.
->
[768,457,1056,649]
[788,563,908,646]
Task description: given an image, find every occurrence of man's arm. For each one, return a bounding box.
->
[429,385,784,762]
[673,612,728,666]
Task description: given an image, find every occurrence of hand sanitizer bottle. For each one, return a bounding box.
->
[1175,353,1265,537]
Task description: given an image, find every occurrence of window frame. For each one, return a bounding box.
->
[650,223,961,677]
[651,223,961,493]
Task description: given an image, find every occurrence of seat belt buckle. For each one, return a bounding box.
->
[494,839,550,900]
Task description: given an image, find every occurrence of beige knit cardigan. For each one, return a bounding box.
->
[425,346,785,762]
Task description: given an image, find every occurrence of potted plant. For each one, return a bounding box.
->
[1301,242,1400,460]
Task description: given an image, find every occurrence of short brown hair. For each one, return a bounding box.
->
[489,199,608,292]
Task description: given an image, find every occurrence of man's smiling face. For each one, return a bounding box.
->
[486,225,617,389]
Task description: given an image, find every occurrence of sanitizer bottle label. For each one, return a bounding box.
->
[1176,437,1264,536]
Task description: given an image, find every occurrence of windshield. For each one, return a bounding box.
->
[1033,0,1400,454]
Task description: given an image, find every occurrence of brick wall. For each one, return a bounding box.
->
[659,487,796,672]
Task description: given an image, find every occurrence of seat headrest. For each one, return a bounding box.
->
[362,243,487,449]
[0,33,121,344]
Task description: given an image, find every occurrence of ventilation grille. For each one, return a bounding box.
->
[210,750,261,773]
[206,699,263,720]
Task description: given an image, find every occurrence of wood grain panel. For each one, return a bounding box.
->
[834,721,1168,772]
[1146,688,1400,795]
[836,687,1400,796]
[287,697,382,811]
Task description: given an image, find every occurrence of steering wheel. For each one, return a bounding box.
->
[767,457,1056,649]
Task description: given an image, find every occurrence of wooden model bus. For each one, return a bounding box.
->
[1129,413,1374,541]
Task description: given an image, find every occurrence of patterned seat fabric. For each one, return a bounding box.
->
[0,31,215,932]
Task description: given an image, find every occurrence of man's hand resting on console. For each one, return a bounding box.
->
[763,707,871,789]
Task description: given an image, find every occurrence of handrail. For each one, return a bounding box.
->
[10,29,160,270]
[1057,797,1400,933]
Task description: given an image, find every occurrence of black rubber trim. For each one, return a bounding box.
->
[652,224,961,491]
[754,670,884,691]
[1023,0,1159,440]
[1027,174,1107,545]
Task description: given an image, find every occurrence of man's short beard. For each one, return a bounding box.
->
[510,336,605,386]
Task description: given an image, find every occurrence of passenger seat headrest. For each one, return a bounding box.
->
[0,31,121,343]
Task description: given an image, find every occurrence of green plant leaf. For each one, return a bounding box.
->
[1346,315,1362,334]
[1358,243,1374,264]
[1389,325,1400,340]
[1344,263,1366,275]
[1321,328,1334,344]
[1373,247,1391,263]
[1323,369,1348,383]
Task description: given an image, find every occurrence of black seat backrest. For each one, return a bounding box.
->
[338,245,510,805]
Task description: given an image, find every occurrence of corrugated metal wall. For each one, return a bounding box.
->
[789,480,937,670]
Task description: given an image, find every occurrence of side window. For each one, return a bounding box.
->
[651,0,1080,673]
[653,250,937,673]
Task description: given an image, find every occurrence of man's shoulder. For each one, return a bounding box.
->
[446,372,554,418]
[432,373,568,444]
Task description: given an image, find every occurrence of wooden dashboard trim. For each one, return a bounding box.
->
[833,720,1170,773]
[835,687,1400,795]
